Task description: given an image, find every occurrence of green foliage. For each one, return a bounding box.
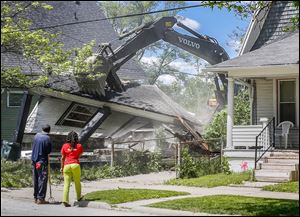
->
[204,89,250,140]
[284,1,299,32]
[234,89,250,125]
[149,195,299,216]
[1,151,164,188]
[204,110,227,140]
[263,181,299,193]
[116,151,163,175]
[100,1,200,84]
[179,148,197,178]
[165,171,252,188]
[157,76,215,120]
[1,159,32,188]
[1,67,29,88]
[221,156,231,175]
[1,1,102,88]
[83,188,189,204]
[179,147,226,179]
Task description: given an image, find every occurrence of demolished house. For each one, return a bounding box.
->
[1,1,207,159]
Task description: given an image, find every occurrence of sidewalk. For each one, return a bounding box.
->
[1,171,299,216]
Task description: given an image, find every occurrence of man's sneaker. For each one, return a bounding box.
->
[37,199,49,204]
[34,199,37,204]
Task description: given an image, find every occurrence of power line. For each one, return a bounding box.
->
[3,3,209,34]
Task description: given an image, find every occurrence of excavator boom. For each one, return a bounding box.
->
[79,16,229,107]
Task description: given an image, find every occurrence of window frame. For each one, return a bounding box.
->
[56,102,99,128]
[7,91,24,108]
[277,79,296,124]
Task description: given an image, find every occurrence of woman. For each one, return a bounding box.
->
[60,131,83,207]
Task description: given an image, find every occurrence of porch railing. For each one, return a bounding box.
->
[254,117,275,169]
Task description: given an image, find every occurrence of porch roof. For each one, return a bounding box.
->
[203,31,299,73]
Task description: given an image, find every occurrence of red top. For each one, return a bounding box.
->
[61,143,83,165]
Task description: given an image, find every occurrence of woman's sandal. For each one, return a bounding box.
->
[78,196,84,202]
[63,202,71,207]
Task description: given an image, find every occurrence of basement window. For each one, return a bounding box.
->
[56,103,98,128]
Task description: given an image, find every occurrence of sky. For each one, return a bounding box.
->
[140,2,251,84]
[176,2,251,58]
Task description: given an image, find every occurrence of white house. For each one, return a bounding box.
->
[203,1,299,181]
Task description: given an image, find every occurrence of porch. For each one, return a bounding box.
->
[229,124,299,150]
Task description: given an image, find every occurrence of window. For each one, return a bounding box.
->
[278,80,296,124]
[7,91,23,107]
[56,103,98,128]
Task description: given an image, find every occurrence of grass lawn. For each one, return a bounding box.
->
[82,188,190,204]
[165,171,252,188]
[262,181,299,193]
[148,195,299,216]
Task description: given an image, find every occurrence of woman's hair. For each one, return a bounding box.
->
[66,131,79,150]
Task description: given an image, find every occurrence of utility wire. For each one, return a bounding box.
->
[3,3,210,34]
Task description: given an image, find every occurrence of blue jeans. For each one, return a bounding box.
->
[32,162,48,200]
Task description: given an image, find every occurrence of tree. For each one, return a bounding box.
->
[1,1,98,89]
[100,1,200,84]
[204,1,299,30]
[226,26,247,54]
[100,1,298,113]
[204,88,250,140]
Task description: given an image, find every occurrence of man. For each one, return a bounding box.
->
[31,124,52,204]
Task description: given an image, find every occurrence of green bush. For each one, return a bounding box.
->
[221,156,231,175]
[1,150,165,188]
[179,148,197,178]
[116,151,163,176]
[179,148,228,179]
[1,159,32,188]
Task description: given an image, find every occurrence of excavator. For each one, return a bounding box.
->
[77,16,230,153]
[79,16,229,107]
[9,16,229,161]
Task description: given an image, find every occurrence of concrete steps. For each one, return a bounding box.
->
[254,150,299,182]
[255,169,294,182]
[261,163,297,170]
[265,158,299,164]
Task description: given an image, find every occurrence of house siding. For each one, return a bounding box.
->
[24,97,155,151]
[251,1,299,51]
[1,89,38,141]
[256,79,274,123]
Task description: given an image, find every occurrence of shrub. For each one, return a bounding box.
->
[1,150,165,188]
[1,159,32,188]
[179,148,228,179]
[179,148,197,178]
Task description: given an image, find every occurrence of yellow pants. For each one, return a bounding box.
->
[63,163,81,203]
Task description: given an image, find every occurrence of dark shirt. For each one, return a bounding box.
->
[31,132,52,164]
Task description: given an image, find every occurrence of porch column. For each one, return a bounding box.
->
[226,78,234,149]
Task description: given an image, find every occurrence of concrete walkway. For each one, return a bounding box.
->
[1,171,299,216]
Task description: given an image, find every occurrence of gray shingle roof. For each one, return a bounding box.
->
[251,1,299,51]
[2,1,200,127]
[1,1,147,81]
[105,85,201,126]
[206,31,299,69]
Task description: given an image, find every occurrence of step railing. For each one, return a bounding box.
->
[254,117,275,169]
